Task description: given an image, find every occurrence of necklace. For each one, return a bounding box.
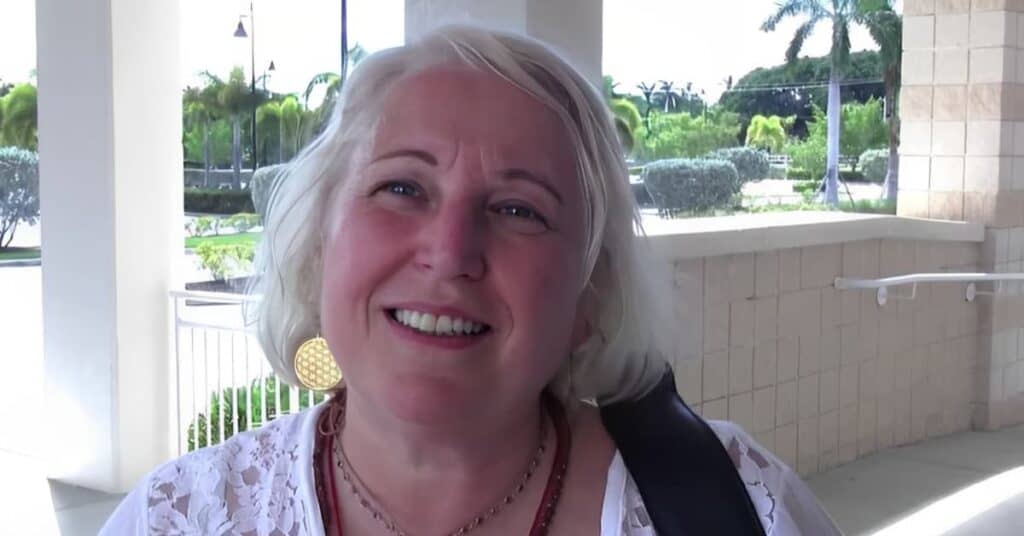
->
[314,390,571,536]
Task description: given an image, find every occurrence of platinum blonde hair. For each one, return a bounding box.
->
[248,24,673,404]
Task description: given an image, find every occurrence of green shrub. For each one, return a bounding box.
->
[642,158,739,216]
[250,164,287,221]
[187,377,326,451]
[185,188,255,215]
[706,147,769,185]
[0,146,39,249]
[224,212,260,233]
[786,168,813,182]
[840,170,865,182]
[860,149,889,183]
[792,180,818,194]
[195,242,255,281]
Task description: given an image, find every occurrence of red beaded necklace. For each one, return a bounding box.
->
[314,391,571,536]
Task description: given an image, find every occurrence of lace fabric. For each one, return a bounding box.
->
[101,404,837,536]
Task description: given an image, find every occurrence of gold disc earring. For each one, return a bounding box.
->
[294,335,342,391]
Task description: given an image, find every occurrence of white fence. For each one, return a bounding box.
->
[170,290,325,455]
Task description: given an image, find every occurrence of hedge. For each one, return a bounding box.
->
[705,147,769,185]
[642,158,739,216]
[860,149,889,183]
[786,169,865,183]
[185,188,255,215]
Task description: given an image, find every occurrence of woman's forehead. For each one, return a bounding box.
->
[370,66,577,168]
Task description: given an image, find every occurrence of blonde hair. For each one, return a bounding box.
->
[248,24,672,404]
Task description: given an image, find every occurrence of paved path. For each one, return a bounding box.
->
[808,425,1024,535]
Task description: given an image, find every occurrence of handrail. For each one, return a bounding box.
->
[169,289,261,304]
[834,272,1024,305]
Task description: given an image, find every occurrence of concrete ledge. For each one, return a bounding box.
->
[643,211,985,260]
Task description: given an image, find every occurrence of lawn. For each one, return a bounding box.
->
[185,232,261,249]
[0,247,41,261]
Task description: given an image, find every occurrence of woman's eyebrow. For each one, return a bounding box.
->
[371,148,438,165]
[500,168,564,205]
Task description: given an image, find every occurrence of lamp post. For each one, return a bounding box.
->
[234,2,258,172]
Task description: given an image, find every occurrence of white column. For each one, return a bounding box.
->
[404,0,603,88]
[37,0,182,492]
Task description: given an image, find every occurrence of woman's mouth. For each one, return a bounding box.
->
[387,308,492,337]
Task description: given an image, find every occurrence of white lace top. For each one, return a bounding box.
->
[101,404,839,535]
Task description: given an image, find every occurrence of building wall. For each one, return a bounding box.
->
[667,238,982,476]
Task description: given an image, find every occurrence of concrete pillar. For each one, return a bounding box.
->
[898,0,1024,429]
[36,0,182,492]
[404,0,603,88]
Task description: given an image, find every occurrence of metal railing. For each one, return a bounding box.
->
[834,272,1024,306]
[169,289,326,455]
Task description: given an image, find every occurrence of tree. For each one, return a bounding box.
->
[858,0,902,200]
[0,83,38,150]
[303,44,368,136]
[182,83,223,186]
[202,68,266,189]
[762,0,898,206]
[745,114,788,153]
[636,82,658,133]
[634,109,741,161]
[840,98,887,171]
[658,80,681,113]
[0,147,39,249]
[719,51,885,137]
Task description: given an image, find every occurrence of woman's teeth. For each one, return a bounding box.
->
[392,309,487,336]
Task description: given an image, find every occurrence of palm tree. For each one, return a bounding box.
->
[183,83,222,187]
[636,82,658,133]
[202,68,265,189]
[0,83,38,150]
[303,44,368,132]
[256,100,282,163]
[763,0,886,206]
[858,1,902,201]
[658,80,680,113]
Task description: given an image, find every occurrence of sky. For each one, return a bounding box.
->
[0,0,891,105]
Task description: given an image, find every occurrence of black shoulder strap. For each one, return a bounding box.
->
[600,369,766,536]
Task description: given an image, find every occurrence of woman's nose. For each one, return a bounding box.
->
[414,201,487,282]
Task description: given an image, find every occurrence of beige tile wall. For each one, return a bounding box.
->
[671,238,982,476]
[900,0,1024,431]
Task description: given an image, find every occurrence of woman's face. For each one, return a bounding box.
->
[320,66,589,425]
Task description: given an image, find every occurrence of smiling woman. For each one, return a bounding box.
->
[101,24,839,536]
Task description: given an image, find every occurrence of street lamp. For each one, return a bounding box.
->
[234,3,258,173]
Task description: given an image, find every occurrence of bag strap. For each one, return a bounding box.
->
[600,369,766,535]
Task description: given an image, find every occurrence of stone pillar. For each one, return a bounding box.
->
[404,0,603,88]
[899,0,1024,429]
[37,0,182,492]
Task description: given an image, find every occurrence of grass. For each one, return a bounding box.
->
[185,232,260,249]
[0,246,41,261]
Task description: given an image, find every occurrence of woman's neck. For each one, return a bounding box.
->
[336,388,551,533]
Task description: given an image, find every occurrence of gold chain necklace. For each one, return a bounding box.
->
[331,401,549,536]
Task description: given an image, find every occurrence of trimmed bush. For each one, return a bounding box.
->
[185,188,255,215]
[860,149,889,183]
[840,170,865,183]
[224,212,260,233]
[705,147,769,185]
[642,158,739,216]
[250,164,287,221]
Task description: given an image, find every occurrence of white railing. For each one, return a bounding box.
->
[169,289,326,455]
[834,272,1024,306]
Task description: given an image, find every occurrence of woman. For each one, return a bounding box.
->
[103,25,838,535]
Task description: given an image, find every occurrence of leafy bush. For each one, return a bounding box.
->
[250,164,287,221]
[792,180,818,194]
[0,146,39,248]
[634,110,741,161]
[860,149,889,183]
[195,242,255,281]
[840,170,865,182]
[745,114,789,153]
[705,147,769,185]
[187,377,327,451]
[642,158,739,216]
[224,212,260,233]
[610,99,642,132]
[185,188,255,215]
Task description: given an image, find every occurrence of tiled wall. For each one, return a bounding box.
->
[669,239,982,477]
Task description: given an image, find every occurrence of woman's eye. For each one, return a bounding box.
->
[375,181,421,198]
[494,204,548,226]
